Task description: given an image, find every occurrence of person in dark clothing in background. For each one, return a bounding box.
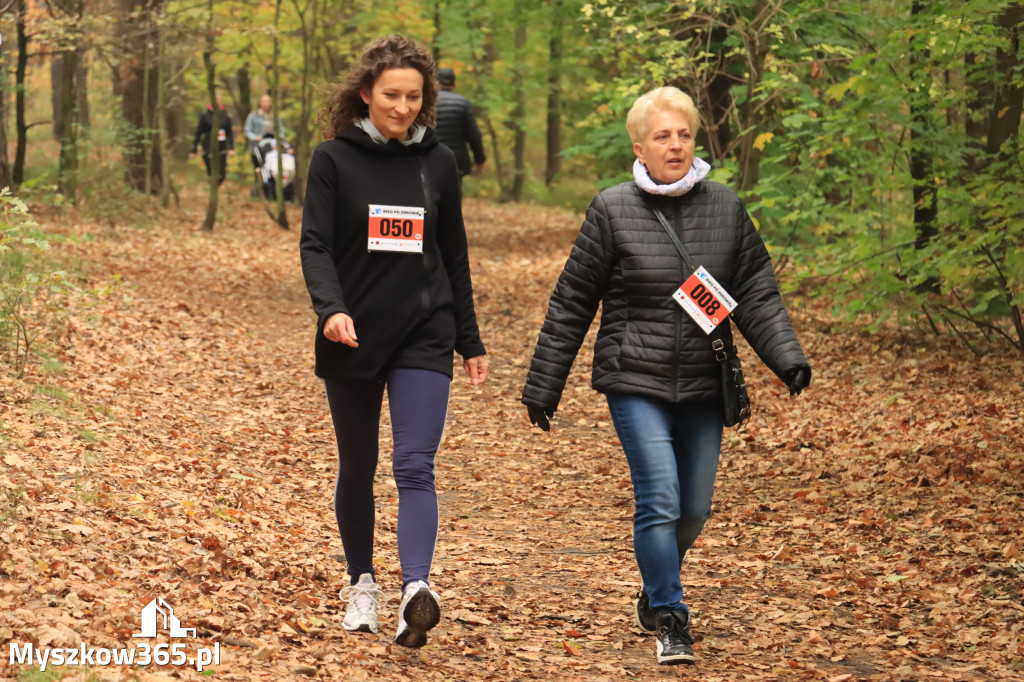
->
[189,93,235,185]
[434,68,486,182]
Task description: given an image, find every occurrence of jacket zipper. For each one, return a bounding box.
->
[418,157,434,312]
[671,203,683,402]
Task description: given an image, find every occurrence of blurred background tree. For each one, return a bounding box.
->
[0,0,1020,353]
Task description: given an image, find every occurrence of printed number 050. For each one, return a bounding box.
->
[380,218,414,238]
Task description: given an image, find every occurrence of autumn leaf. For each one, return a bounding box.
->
[753,132,774,151]
[0,194,1020,682]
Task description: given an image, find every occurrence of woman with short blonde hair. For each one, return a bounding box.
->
[523,86,810,665]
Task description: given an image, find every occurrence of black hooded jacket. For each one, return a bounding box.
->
[522,180,808,410]
[300,125,486,380]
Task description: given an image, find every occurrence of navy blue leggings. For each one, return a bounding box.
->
[324,368,450,589]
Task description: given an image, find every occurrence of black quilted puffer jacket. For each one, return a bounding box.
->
[521,180,809,410]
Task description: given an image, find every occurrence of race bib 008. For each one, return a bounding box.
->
[367,204,424,254]
[672,266,738,334]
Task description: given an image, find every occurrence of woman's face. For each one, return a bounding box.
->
[361,67,424,140]
[259,95,272,113]
[633,109,696,185]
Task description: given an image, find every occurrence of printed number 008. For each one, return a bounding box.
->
[380,218,414,238]
[689,283,721,316]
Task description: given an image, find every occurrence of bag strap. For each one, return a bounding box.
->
[643,195,698,274]
[641,191,730,351]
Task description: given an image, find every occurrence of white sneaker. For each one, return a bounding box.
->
[394,580,440,648]
[340,573,384,633]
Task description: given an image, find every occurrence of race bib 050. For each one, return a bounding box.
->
[367,204,424,254]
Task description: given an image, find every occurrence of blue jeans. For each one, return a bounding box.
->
[606,393,723,612]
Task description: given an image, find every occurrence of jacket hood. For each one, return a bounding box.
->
[336,124,440,156]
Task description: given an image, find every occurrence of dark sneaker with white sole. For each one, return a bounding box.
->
[395,580,440,648]
[635,588,656,632]
[655,609,695,665]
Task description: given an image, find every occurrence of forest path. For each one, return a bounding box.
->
[1,191,1022,681]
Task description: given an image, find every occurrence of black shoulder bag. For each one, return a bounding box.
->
[646,200,751,428]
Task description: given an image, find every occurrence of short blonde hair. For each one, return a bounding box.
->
[626,87,702,145]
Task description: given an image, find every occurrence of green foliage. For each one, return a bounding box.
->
[434,0,601,201]
[79,107,161,227]
[771,1,1024,351]
[574,0,1024,353]
[0,192,117,378]
[15,0,1022,349]
[15,665,63,682]
[0,191,68,378]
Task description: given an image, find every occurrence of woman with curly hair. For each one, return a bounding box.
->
[300,33,488,648]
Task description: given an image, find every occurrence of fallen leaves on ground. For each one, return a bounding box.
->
[0,187,1021,681]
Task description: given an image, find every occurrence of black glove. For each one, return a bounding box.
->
[784,366,811,396]
[526,404,554,432]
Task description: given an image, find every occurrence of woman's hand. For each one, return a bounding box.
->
[525,404,554,432]
[784,366,811,395]
[323,313,358,347]
[463,355,489,385]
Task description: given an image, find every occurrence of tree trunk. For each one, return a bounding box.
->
[110,55,123,98]
[289,0,319,207]
[201,0,220,233]
[0,100,9,191]
[219,72,246,135]
[985,6,1024,158]
[985,6,1024,349]
[270,0,288,228]
[120,0,163,194]
[702,70,734,163]
[909,0,938,291]
[734,0,771,193]
[76,49,90,131]
[432,0,442,65]
[964,49,991,173]
[166,101,190,159]
[51,57,63,140]
[476,20,507,197]
[57,47,79,201]
[52,0,85,202]
[141,2,154,196]
[508,0,528,202]
[156,5,176,208]
[237,67,251,121]
[482,114,506,195]
[14,0,28,186]
[690,23,732,164]
[0,25,12,188]
[544,0,563,186]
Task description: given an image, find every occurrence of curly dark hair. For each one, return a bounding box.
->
[318,34,438,139]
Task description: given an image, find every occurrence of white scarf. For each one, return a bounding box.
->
[633,157,711,196]
[355,118,426,146]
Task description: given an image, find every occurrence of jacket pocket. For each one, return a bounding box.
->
[618,323,646,373]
